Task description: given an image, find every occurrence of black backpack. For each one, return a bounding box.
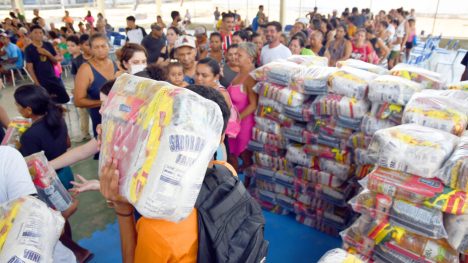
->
[195,161,269,263]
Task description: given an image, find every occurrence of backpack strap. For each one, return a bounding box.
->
[210,160,237,177]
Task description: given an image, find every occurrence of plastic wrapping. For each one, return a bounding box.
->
[367,124,459,178]
[253,152,291,171]
[286,55,328,67]
[348,132,373,150]
[250,60,301,82]
[360,115,397,136]
[285,144,317,168]
[369,103,403,124]
[362,167,468,215]
[368,75,422,105]
[309,119,354,140]
[402,90,468,136]
[247,140,286,157]
[295,166,345,188]
[282,124,319,144]
[24,152,73,212]
[256,105,294,127]
[349,190,447,239]
[447,80,468,91]
[318,248,364,263]
[312,94,370,119]
[283,101,315,122]
[373,240,459,263]
[252,127,287,148]
[0,117,31,149]
[354,148,372,166]
[328,66,378,100]
[437,132,468,191]
[253,82,309,107]
[99,74,223,222]
[390,63,444,89]
[445,213,468,254]
[303,144,351,164]
[335,115,363,130]
[337,59,389,75]
[299,66,338,95]
[317,182,354,207]
[254,117,282,134]
[355,165,374,179]
[0,196,64,263]
[258,97,285,113]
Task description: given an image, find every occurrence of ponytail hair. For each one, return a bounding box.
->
[14,84,65,137]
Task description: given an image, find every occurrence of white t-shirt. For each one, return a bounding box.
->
[392,24,405,51]
[260,43,292,65]
[0,146,77,263]
[0,146,37,203]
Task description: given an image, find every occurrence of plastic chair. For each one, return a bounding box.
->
[2,67,24,87]
[435,49,467,82]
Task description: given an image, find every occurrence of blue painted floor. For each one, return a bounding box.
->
[78,210,341,263]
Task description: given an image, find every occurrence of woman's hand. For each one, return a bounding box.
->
[70,174,100,196]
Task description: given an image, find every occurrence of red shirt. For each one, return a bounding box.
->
[351,42,376,63]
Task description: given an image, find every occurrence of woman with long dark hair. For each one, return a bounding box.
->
[14,84,93,263]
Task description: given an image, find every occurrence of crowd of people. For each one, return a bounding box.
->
[0,4,467,263]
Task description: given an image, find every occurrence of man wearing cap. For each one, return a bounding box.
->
[0,32,23,73]
[194,26,209,57]
[142,23,165,64]
[175,35,197,85]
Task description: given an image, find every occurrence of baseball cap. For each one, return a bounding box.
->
[194,26,206,36]
[150,23,162,31]
[175,35,196,49]
[0,30,8,38]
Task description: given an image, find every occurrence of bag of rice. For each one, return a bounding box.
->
[368,75,422,105]
[328,66,378,100]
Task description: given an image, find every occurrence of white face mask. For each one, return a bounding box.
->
[130,64,147,75]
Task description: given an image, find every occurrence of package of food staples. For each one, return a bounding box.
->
[446,80,468,91]
[437,131,468,191]
[312,93,370,119]
[337,59,389,75]
[308,118,354,140]
[249,60,302,84]
[252,126,287,148]
[318,248,365,263]
[445,213,468,254]
[253,152,292,171]
[295,166,345,188]
[390,63,444,89]
[368,75,422,105]
[1,117,31,149]
[354,148,373,166]
[369,103,403,124]
[99,74,224,222]
[298,66,337,95]
[286,55,328,67]
[247,140,286,157]
[256,105,295,127]
[348,132,373,149]
[283,101,315,122]
[335,115,363,130]
[328,66,378,100]
[24,151,73,211]
[303,144,351,165]
[253,82,309,107]
[360,115,397,136]
[402,90,468,136]
[361,167,468,215]
[349,190,448,239]
[367,124,459,178]
[0,196,64,263]
[254,116,282,134]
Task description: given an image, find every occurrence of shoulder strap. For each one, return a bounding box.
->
[210,160,237,177]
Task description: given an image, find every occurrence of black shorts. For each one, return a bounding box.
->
[405,42,414,50]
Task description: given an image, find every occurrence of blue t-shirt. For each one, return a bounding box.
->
[184,75,195,85]
[5,42,23,69]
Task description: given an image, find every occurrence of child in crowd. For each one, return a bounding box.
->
[166,61,188,87]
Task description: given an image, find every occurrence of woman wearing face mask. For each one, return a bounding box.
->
[116,43,148,76]
[157,26,180,67]
[74,33,118,138]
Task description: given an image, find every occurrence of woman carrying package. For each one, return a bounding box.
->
[227,42,258,171]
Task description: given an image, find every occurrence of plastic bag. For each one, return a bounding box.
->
[328,66,378,100]
[369,103,403,124]
[337,59,389,75]
[0,117,31,149]
[354,148,372,166]
[349,190,448,239]
[362,167,468,215]
[0,196,64,263]
[287,55,328,67]
[256,105,295,127]
[445,214,468,254]
[295,166,344,188]
[99,74,224,222]
[253,82,309,107]
[368,75,422,105]
[402,90,468,136]
[390,63,444,89]
[447,80,468,91]
[258,96,285,113]
[254,117,282,135]
[252,126,287,148]
[283,101,315,122]
[316,181,354,207]
[312,94,370,119]
[318,248,364,263]
[367,124,459,178]
[303,144,351,164]
[253,152,291,171]
[24,151,73,211]
[437,132,468,191]
[247,140,285,157]
[299,66,337,95]
[309,118,354,140]
[348,132,373,149]
[373,240,458,263]
[250,60,299,82]
[335,115,363,130]
[355,165,374,179]
[282,124,319,144]
[360,115,397,136]
[285,144,317,168]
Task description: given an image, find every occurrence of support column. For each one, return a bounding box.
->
[13,0,24,14]
[156,0,162,16]
[280,0,286,27]
[97,0,105,16]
